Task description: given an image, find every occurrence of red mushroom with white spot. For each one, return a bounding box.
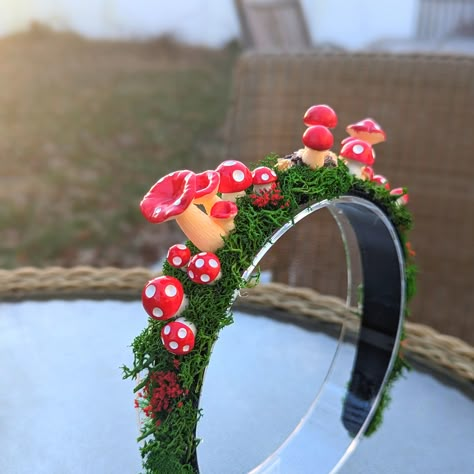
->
[140,169,227,253]
[372,174,391,190]
[301,125,337,169]
[346,118,386,145]
[339,139,375,178]
[187,252,221,285]
[167,244,191,269]
[390,187,409,206]
[252,166,278,194]
[194,170,221,213]
[303,104,338,129]
[210,200,238,233]
[142,275,187,321]
[215,160,253,202]
[161,317,196,355]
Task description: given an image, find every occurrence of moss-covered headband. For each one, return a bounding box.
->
[124,104,416,473]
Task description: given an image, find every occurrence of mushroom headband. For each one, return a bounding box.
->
[124,104,416,473]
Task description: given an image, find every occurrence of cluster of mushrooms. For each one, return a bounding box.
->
[276,104,408,205]
[140,104,409,357]
[140,163,277,355]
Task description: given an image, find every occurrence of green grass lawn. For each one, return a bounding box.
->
[0,29,239,268]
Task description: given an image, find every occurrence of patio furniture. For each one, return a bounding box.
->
[225,51,474,344]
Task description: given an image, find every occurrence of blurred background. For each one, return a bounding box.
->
[0,0,473,340]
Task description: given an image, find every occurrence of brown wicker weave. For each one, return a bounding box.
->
[0,266,472,382]
[225,52,474,344]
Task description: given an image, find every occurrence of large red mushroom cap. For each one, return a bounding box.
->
[303,104,337,128]
[161,317,197,355]
[142,275,187,320]
[390,187,409,205]
[373,174,391,190]
[187,252,221,284]
[216,160,252,200]
[346,118,386,145]
[252,166,278,193]
[140,170,196,223]
[302,125,334,151]
[340,139,375,166]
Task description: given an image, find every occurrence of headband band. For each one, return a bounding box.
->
[125,105,416,473]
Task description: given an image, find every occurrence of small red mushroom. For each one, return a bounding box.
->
[194,170,221,213]
[161,317,197,355]
[187,252,221,284]
[372,174,391,190]
[303,104,337,128]
[252,166,278,194]
[216,160,253,202]
[390,187,409,206]
[346,118,386,145]
[142,276,187,321]
[301,125,336,169]
[339,139,375,178]
[167,244,191,269]
[361,166,374,181]
[210,200,238,233]
[140,170,227,252]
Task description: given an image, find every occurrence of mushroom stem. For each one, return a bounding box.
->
[211,216,235,233]
[302,148,337,169]
[175,204,227,252]
[221,191,245,202]
[200,195,221,214]
[345,160,364,178]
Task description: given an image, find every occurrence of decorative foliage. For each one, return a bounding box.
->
[123,105,417,473]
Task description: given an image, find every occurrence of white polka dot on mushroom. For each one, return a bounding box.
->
[195,258,205,268]
[172,256,182,266]
[170,341,178,350]
[165,285,177,297]
[199,252,207,256]
[209,259,218,268]
[223,160,236,166]
[153,207,161,217]
[233,170,245,182]
[153,308,163,318]
[173,198,181,206]
[201,274,210,283]
[183,345,190,352]
[262,173,269,181]
[177,244,187,250]
[163,325,171,335]
[178,328,187,339]
[145,285,156,298]
[353,144,364,154]
[188,270,194,279]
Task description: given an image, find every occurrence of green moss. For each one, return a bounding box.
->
[124,156,417,472]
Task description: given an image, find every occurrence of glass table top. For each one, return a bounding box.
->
[0,300,472,473]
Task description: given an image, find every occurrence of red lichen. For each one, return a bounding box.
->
[249,182,289,209]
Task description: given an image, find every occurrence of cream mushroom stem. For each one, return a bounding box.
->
[349,132,380,146]
[211,215,235,234]
[195,194,221,214]
[345,160,365,178]
[221,191,246,202]
[302,148,337,169]
[175,204,227,253]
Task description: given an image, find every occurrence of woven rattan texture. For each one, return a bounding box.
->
[226,52,474,344]
[0,266,472,382]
